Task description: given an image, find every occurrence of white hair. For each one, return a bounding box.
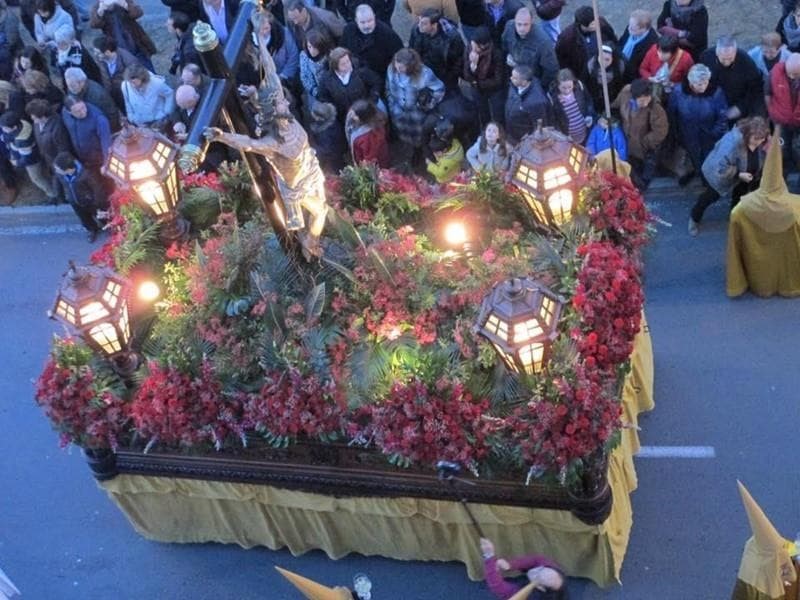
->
[355,4,374,18]
[64,67,87,83]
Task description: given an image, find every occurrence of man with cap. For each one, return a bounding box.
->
[727,125,800,297]
[554,5,617,82]
[730,481,798,599]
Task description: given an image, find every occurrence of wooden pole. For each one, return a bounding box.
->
[590,0,617,174]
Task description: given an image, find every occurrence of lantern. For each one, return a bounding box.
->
[509,123,588,227]
[474,277,564,375]
[103,125,188,240]
[49,261,139,375]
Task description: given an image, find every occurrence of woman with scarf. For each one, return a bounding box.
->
[656,0,708,61]
[778,3,800,53]
[585,43,626,111]
[89,0,156,71]
[461,26,505,128]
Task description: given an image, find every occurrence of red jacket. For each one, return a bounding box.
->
[350,124,390,168]
[638,45,694,84]
[484,554,563,599]
[767,62,800,127]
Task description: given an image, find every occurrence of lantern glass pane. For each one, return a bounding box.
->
[540,296,555,325]
[153,141,171,169]
[55,299,76,324]
[548,189,574,225]
[569,147,583,172]
[513,319,544,343]
[88,322,122,354]
[102,280,121,308]
[515,163,538,190]
[518,342,545,374]
[129,159,157,181]
[80,300,110,324]
[492,342,517,373]
[485,314,508,342]
[108,156,126,179]
[543,166,571,190]
[166,163,178,203]
[520,189,547,223]
[119,301,131,343]
[135,180,170,216]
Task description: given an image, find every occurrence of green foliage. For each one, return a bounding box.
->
[338,164,379,210]
[52,336,93,368]
[372,191,420,231]
[140,312,212,373]
[439,170,529,229]
[113,205,163,274]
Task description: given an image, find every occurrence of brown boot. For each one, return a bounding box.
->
[0,181,16,206]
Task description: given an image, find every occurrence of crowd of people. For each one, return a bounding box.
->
[0,0,798,242]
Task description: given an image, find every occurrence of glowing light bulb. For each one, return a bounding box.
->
[444,221,467,247]
[137,280,160,303]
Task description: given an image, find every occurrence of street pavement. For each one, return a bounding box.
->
[2,179,799,599]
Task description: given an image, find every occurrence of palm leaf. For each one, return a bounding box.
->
[305,282,326,324]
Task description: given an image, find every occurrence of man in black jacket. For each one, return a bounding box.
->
[341,4,402,83]
[555,5,617,81]
[334,0,394,24]
[167,10,201,75]
[409,8,464,90]
[700,35,765,122]
[617,8,658,84]
[504,63,550,144]
[483,0,522,46]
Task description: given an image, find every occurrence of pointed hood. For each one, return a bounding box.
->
[507,582,537,600]
[734,126,800,232]
[275,567,352,600]
[735,481,796,598]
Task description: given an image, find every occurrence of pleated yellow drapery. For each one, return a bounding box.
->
[100,318,655,588]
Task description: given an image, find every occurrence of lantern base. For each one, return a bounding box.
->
[111,352,140,379]
[159,216,190,244]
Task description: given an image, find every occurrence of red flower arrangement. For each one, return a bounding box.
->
[583,171,651,253]
[130,360,242,450]
[89,190,136,267]
[348,379,491,468]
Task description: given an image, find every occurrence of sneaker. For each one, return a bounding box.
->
[688,218,699,237]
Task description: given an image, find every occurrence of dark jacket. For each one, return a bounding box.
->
[533,0,564,20]
[288,6,346,51]
[171,27,202,74]
[335,0,394,23]
[74,79,120,132]
[89,0,157,59]
[341,21,403,83]
[409,21,464,89]
[700,47,765,119]
[9,84,64,116]
[656,0,708,60]
[483,0,522,45]
[1,120,40,167]
[501,20,559,88]
[555,18,617,82]
[54,160,106,209]
[585,54,626,110]
[0,8,21,81]
[160,0,201,22]
[504,79,551,143]
[309,111,347,173]
[197,0,241,44]
[55,43,103,86]
[462,42,504,93]
[32,113,73,167]
[668,79,728,169]
[61,102,111,168]
[617,26,658,84]
[457,0,484,27]
[96,46,141,111]
[318,65,381,122]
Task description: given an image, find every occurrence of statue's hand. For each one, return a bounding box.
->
[203,127,223,142]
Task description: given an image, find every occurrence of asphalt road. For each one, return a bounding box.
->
[1,180,799,600]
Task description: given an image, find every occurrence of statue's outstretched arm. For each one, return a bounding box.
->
[204,127,277,157]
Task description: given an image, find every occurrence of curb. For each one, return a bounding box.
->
[0,204,74,216]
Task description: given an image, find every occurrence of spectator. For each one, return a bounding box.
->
[532,0,565,44]
[639,35,694,98]
[9,69,64,115]
[52,150,107,241]
[25,98,73,184]
[53,24,103,84]
[462,25,505,126]
[286,0,346,51]
[690,116,770,235]
[457,0,487,42]
[300,28,333,102]
[481,538,567,600]
[766,52,800,173]
[34,0,74,54]
[92,35,141,110]
[61,95,111,174]
[618,9,658,83]
[64,67,120,131]
[502,7,558,90]
[159,0,200,22]
[613,78,668,191]
[548,67,593,144]
[586,116,628,160]
[778,2,800,52]
[483,0,522,46]
[23,0,77,41]
[12,46,48,88]
[89,0,156,71]
[402,0,459,25]
[503,62,550,144]
[0,110,57,201]
[120,64,175,129]
[749,32,790,84]
[425,118,464,183]
[308,100,346,173]
[345,98,390,166]
[318,46,381,122]
[335,0,394,24]
[340,5,402,83]
[169,84,199,141]
[0,1,21,81]
[167,10,201,75]
[180,63,208,95]
[251,10,300,86]
[386,47,444,167]
[199,0,240,45]
[466,121,511,173]
[410,8,464,91]
[657,0,708,60]
[554,5,617,82]
[585,43,626,112]
[700,36,765,122]
[668,63,728,185]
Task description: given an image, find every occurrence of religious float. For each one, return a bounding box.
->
[33,6,654,589]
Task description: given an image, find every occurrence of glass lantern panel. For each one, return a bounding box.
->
[128,159,158,181]
[484,314,509,342]
[119,301,131,343]
[521,190,548,224]
[492,342,517,373]
[512,318,544,343]
[548,189,574,225]
[55,299,76,324]
[135,180,170,216]
[107,156,126,180]
[102,280,121,308]
[88,322,122,355]
[153,141,171,169]
[569,147,584,173]
[79,300,110,324]
[543,166,571,191]
[517,342,545,374]
[540,295,556,326]
[515,163,538,190]
[165,163,177,203]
